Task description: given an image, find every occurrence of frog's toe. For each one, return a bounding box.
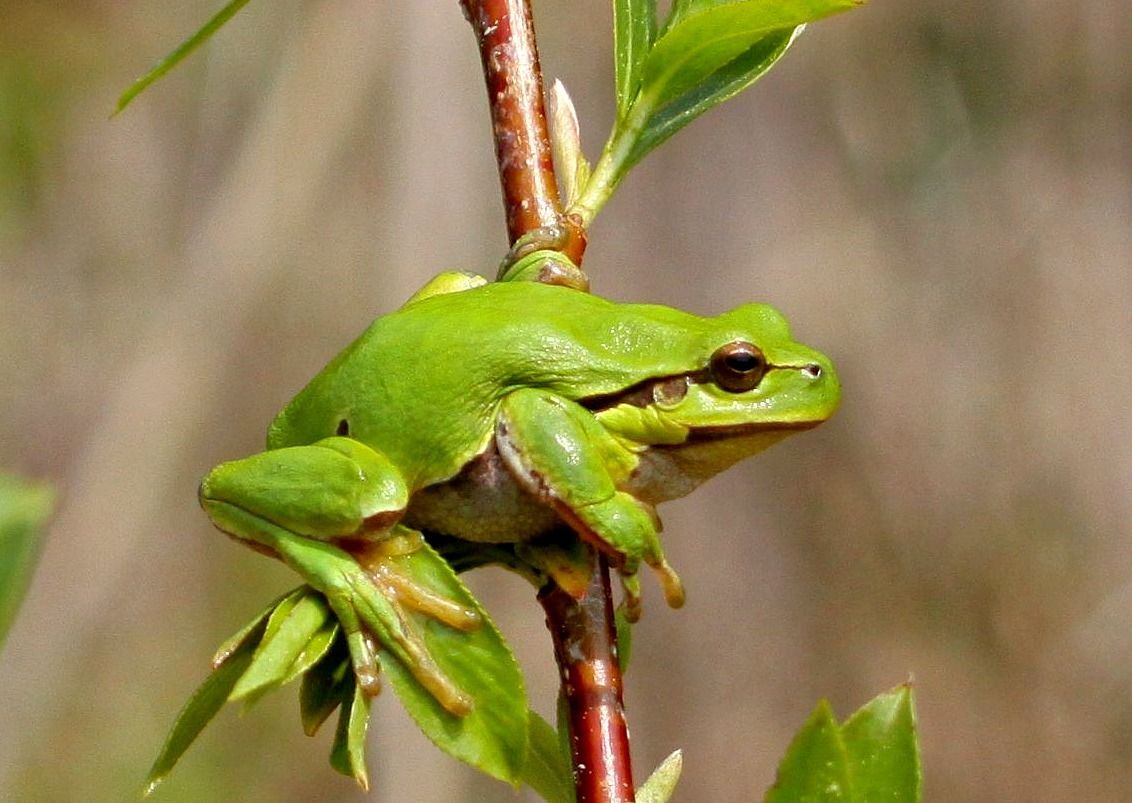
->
[342,534,478,716]
[375,567,481,632]
[352,531,482,632]
[325,593,384,696]
[649,557,685,610]
[345,581,473,715]
[347,633,384,697]
[616,555,683,619]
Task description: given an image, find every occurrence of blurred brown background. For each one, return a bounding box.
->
[1,1,1130,800]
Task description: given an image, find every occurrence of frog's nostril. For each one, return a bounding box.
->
[802,363,822,379]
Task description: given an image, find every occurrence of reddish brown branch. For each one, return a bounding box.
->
[461,2,630,800]
[460,0,586,264]
[541,558,636,803]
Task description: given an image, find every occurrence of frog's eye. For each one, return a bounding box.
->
[710,341,768,393]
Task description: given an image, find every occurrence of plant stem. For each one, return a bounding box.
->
[541,557,636,803]
[460,2,633,800]
[461,0,586,265]
[568,97,654,228]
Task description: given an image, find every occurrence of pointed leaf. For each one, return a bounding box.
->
[841,684,921,802]
[639,0,860,113]
[115,0,255,115]
[279,617,339,687]
[376,539,529,785]
[637,749,683,803]
[522,712,575,803]
[573,0,861,224]
[626,27,800,169]
[230,588,335,703]
[329,677,372,790]
[765,700,852,802]
[613,0,657,119]
[212,587,300,667]
[143,617,267,795]
[300,636,351,737]
[0,475,53,650]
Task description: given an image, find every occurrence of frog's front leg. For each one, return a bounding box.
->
[495,389,685,620]
[496,223,590,291]
[199,436,478,716]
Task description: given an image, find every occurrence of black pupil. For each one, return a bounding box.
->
[725,351,762,373]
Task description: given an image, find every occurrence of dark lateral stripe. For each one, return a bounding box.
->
[580,369,710,411]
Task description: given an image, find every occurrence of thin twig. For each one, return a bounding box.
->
[460,2,633,800]
[461,0,586,265]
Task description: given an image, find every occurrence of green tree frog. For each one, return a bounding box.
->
[199,270,839,716]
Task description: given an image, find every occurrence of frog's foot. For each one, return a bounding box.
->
[497,224,589,290]
[344,529,483,716]
[349,529,482,632]
[325,565,476,717]
[560,494,686,617]
[242,530,475,717]
[614,554,684,623]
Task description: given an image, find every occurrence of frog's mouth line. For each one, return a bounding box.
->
[679,419,823,442]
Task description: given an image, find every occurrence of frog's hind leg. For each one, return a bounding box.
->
[201,437,479,717]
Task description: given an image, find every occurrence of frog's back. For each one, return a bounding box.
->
[396,281,718,389]
[268,281,714,487]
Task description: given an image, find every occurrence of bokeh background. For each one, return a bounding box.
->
[2,1,1130,800]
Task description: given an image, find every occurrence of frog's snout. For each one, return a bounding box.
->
[198,461,235,509]
[197,474,212,507]
[802,363,823,380]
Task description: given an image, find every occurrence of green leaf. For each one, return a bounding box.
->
[329,676,372,790]
[143,615,267,796]
[0,475,53,650]
[230,588,336,704]
[660,0,699,34]
[299,636,351,736]
[376,539,529,785]
[556,691,572,778]
[521,712,575,803]
[765,700,852,802]
[640,0,859,112]
[841,684,921,802]
[637,749,683,803]
[626,27,800,168]
[573,0,860,225]
[211,588,296,667]
[613,0,657,119]
[764,686,922,802]
[114,0,255,115]
[281,616,339,686]
[614,604,633,673]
